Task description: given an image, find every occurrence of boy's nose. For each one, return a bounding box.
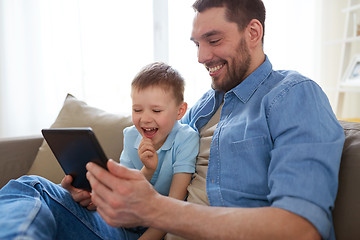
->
[140,112,152,123]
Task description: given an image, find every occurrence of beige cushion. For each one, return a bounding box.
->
[333,121,360,240]
[27,94,132,184]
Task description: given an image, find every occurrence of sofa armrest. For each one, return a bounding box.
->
[333,121,360,239]
[0,135,43,188]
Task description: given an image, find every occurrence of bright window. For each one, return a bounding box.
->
[0,0,319,137]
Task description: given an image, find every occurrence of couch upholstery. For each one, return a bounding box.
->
[333,120,360,239]
[0,94,359,239]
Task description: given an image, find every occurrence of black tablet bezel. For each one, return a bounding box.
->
[42,127,108,191]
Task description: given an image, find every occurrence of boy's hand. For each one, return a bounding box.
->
[138,137,158,180]
[61,175,97,211]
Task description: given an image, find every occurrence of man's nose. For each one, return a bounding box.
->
[197,44,213,64]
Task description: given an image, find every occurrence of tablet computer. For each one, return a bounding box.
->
[42,127,108,191]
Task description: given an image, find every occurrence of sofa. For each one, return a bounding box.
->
[0,94,359,240]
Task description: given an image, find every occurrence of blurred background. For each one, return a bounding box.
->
[0,0,358,137]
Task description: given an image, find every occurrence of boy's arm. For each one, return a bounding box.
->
[139,172,192,240]
[168,173,192,200]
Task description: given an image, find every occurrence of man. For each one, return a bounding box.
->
[86,0,345,240]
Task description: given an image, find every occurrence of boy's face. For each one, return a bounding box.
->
[131,86,186,150]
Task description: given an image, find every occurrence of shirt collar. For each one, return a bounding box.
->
[134,121,181,151]
[230,55,272,103]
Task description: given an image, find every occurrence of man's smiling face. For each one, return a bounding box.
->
[191,7,252,92]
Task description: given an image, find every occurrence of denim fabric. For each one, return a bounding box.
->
[181,56,345,240]
[0,175,142,240]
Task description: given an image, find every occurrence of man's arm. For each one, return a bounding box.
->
[86,160,320,240]
[151,197,320,240]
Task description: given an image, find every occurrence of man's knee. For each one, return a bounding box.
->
[1,175,55,195]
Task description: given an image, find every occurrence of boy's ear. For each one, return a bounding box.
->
[176,102,187,120]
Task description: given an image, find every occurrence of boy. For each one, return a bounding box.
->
[119,62,199,239]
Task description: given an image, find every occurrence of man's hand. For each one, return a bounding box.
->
[138,137,158,180]
[86,159,160,228]
[61,175,96,211]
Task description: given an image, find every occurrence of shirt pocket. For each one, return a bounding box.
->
[223,136,271,196]
[231,136,269,153]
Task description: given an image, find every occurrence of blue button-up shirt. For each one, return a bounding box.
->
[181,56,345,240]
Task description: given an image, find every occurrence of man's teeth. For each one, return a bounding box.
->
[209,65,223,73]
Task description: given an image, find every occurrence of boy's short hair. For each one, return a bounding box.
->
[131,62,185,105]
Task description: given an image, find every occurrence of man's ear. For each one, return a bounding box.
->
[176,102,188,120]
[247,19,263,47]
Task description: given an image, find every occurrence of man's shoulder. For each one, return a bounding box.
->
[265,70,320,98]
[271,70,314,88]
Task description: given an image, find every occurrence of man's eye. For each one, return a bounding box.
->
[209,39,221,45]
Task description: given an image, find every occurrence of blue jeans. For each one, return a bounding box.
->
[0,175,143,240]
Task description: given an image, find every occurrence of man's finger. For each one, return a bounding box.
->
[86,171,112,206]
[107,159,144,181]
[60,175,73,190]
[79,198,93,208]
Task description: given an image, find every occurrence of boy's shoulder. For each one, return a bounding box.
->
[175,122,198,134]
[123,125,140,137]
[172,122,199,142]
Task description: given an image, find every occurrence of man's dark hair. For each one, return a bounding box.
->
[192,0,266,42]
[131,62,185,105]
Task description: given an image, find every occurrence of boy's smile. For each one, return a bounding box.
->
[142,127,158,138]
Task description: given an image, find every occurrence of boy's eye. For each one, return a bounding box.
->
[153,110,162,113]
[133,109,142,113]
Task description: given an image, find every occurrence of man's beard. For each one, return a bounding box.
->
[211,37,251,92]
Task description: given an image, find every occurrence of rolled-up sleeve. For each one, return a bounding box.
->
[266,79,345,239]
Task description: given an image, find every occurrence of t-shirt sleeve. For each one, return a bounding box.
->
[172,126,199,174]
[119,127,136,169]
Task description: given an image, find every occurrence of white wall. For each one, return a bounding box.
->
[320,0,360,118]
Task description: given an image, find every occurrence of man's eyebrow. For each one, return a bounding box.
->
[190,30,222,42]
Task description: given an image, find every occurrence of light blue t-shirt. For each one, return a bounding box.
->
[120,121,199,196]
[181,56,345,240]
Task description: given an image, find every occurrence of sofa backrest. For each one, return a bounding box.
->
[26,94,133,184]
[333,121,360,239]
